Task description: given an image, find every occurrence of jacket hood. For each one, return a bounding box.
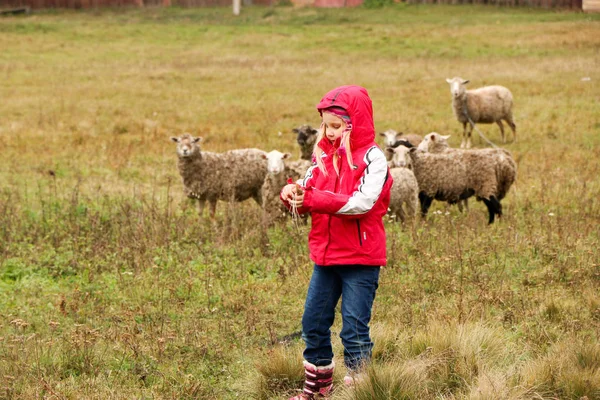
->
[316,85,375,152]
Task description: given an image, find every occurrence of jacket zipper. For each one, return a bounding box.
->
[356,220,362,246]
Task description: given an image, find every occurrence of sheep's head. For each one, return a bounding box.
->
[446,77,469,99]
[262,150,291,175]
[292,125,319,160]
[171,133,202,158]
[387,145,413,170]
[417,132,451,153]
[379,129,404,148]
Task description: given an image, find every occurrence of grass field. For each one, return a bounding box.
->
[0,4,599,399]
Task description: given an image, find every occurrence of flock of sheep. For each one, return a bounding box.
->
[171,77,518,225]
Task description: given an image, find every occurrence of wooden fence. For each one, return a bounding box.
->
[405,0,581,8]
[0,0,276,8]
[0,0,583,9]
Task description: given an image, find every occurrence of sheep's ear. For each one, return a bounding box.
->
[385,147,394,154]
[193,137,202,143]
[292,128,299,134]
[170,137,179,143]
[409,147,417,154]
[261,154,268,160]
[462,80,470,85]
[430,135,436,142]
[446,78,452,84]
[310,128,318,135]
[395,132,404,138]
[379,132,386,137]
[283,153,291,159]
[442,135,451,140]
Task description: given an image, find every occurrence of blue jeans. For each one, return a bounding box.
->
[301,264,380,371]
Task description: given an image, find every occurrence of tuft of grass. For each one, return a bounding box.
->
[333,362,426,400]
[520,341,600,399]
[250,344,305,399]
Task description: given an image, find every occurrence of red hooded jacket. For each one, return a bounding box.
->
[283,86,393,267]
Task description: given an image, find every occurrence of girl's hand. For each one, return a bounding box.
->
[282,183,304,207]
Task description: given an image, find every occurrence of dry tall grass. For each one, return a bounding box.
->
[0,5,599,399]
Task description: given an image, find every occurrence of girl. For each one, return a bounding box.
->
[281,85,392,399]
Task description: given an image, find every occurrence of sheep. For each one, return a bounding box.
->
[416,132,468,212]
[380,129,422,161]
[417,132,517,204]
[290,124,319,180]
[292,125,319,161]
[380,129,423,148]
[385,145,419,223]
[386,138,469,212]
[391,141,516,224]
[417,132,452,153]
[171,133,268,218]
[260,150,292,224]
[446,77,516,149]
[287,159,313,180]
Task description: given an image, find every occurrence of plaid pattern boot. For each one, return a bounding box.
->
[288,360,335,400]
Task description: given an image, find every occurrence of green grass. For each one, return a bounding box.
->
[0,4,599,399]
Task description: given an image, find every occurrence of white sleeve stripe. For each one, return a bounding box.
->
[302,165,317,187]
[337,147,388,215]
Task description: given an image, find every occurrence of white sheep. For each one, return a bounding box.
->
[386,145,419,223]
[171,133,268,218]
[260,150,292,225]
[446,77,516,149]
[416,132,452,153]
[380,129,423,148]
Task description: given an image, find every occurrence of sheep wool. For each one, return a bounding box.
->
[171,133,268,218]
[407,146,515,224]
[446,77,516,148]
[292,125,320,161]
[418,132,517,202]
[388,167,419,224]
[380,129,423,161]
[261,150,293,225]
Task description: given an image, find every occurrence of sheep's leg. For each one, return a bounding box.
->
[461,122,467,149]
[496,120,506,143]
[209,200,217,219]
[482,196,501,224]
[463,199,469,212]
[406,195,418,221]
[253,191,263,208]
[466,123,473,149]
[506,115,517,143]
[418,192,433,218]
[197,199,206,217]
[397,204,406,224]
[494,197,503,217]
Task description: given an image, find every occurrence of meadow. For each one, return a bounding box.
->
[0,4,599,399]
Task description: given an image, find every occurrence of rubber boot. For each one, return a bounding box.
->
[288,360,335,400]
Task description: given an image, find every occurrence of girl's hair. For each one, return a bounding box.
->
[313,120,353,177]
